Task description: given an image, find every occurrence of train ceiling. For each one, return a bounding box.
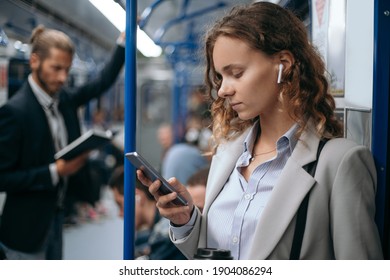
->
[0,0,308,61]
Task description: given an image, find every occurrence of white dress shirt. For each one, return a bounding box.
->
[28,74,68,185]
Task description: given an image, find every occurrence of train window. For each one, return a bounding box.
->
[140,80,171,124]
[8,57,30,99]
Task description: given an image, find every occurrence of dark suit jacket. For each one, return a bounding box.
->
[0,45,125,253]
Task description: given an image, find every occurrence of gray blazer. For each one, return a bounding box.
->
[171,124,383,259]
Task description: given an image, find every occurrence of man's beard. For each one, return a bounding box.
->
[36,65,60,96]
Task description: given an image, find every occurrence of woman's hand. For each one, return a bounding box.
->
[136,170,194,226]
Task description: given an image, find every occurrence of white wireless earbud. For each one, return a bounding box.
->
[277,63,283,84]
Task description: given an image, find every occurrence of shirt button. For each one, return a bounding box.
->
[244,194,251,200]
[232,236,239,243]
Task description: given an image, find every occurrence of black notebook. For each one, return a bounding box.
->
[54,129,113,160]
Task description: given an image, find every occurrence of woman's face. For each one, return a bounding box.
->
[213,36,281,120]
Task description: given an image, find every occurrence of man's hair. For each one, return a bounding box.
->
[108,165,125,195]
[30,24,75,59]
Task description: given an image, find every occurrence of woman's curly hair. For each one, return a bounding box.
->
[204,2,343,152]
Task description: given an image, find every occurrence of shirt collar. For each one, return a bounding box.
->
[243,122,259,154]
[243,121,299,154]
[282,123,299,153]
[28,74,59,109]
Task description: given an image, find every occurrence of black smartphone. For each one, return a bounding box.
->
[125,152,188,206]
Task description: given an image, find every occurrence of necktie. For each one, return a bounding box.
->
[48,103,66,151]
[48,103,68,209]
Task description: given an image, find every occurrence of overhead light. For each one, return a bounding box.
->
[89,0,162,57]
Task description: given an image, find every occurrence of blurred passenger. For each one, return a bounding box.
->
[156,123,174,161]
[108,165,150,257]
[186,167,209,213]
[0,25,125,259]
[161,115,210,185]
[76,107,118,222]
[108,166,186,259]
[161,146,208,185]
[91,108,109,131]
[187,85,212,126]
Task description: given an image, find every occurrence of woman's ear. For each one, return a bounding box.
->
[274,50,295,84]
[277,50,295,71]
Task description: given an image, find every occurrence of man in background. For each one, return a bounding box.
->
[108,165,186,260]
[0,25,125,259]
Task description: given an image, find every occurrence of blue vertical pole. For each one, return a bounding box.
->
[372,0,390,256]
[123,0,137,260]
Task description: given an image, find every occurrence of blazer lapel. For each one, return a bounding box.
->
[204,130,250,213]
[198,129,250,248]
[249,126,321,259]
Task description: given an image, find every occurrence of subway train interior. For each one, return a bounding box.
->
[0,0,390,260]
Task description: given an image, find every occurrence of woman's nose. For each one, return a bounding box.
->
[217,81,234,98]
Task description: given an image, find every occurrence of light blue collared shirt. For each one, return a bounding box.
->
[171,122,298,260]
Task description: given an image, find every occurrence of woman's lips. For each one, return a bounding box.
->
[230,102,242,110]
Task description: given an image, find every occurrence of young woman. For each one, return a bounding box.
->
[137,2,383,259]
